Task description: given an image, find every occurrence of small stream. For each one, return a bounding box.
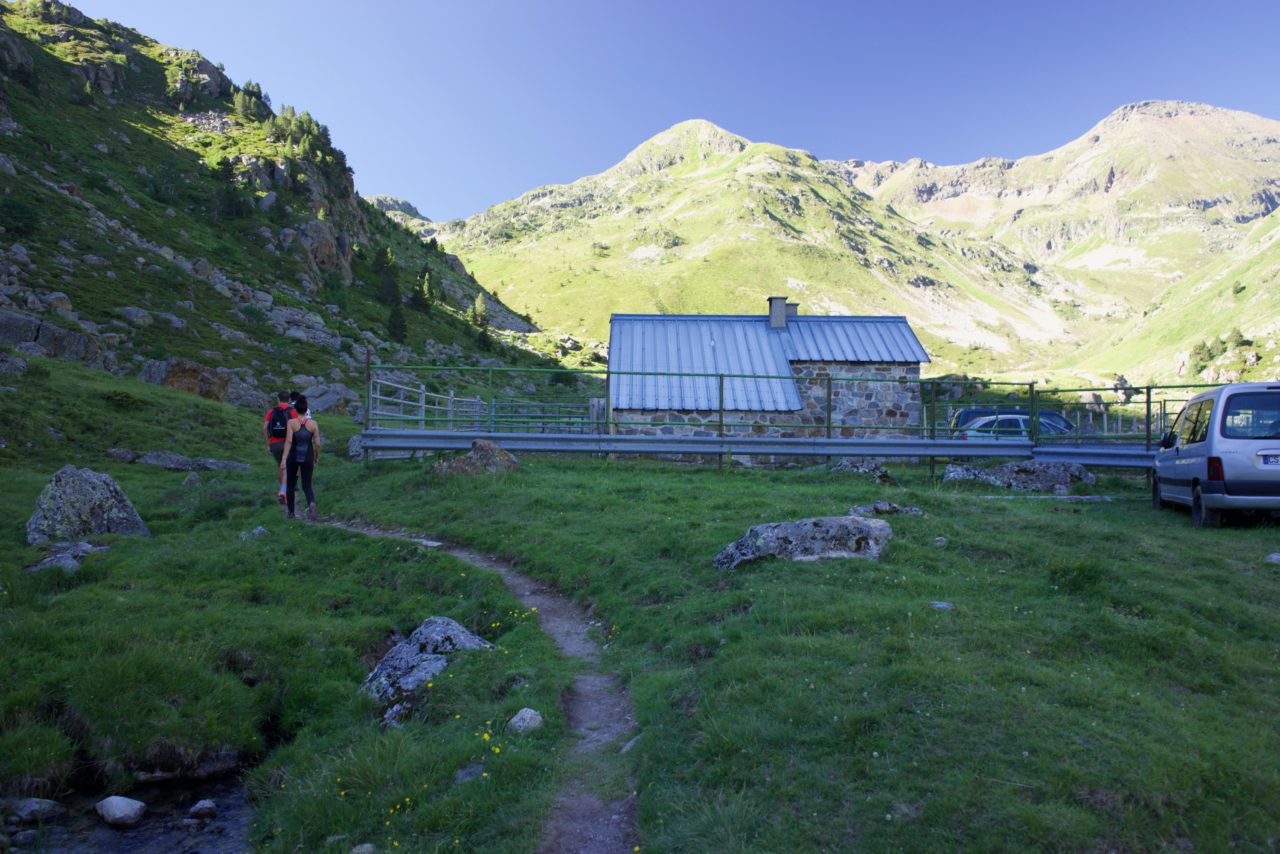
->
[17,777,251,853]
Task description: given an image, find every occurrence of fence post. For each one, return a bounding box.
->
[448,391,454,432]
[418,384,425,432]
[1029,382,1039,445]
[488,368,495,433]
[363,349,372,463]
[718,373,726,470]
[928,380,937,481]
[1144,386,1152,451]
[825,376,833,439]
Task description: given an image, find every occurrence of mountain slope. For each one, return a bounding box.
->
[0,0,537,409]
[445,105,1280,380]
[439,120,1102,369]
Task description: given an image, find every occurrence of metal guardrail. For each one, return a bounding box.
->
[1032,444,1155,469]
[359,430,1033,459]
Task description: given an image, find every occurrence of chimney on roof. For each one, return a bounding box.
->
[768,296,788,329]
[786,302,799,317]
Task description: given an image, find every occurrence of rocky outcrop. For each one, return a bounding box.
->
[362,617,492,726]
[138,357,232,402]
[432,440,519,475]
[162,49,231,105]
[266,305,341,351]
[942,461,1096,493]
[26,465,150,545]
[0,15,35,85]
[829,458,898,485]
[712,515,892,571]
[0,310,104,368]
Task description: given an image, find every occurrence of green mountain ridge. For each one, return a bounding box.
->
[0,0,548,412]
[443,106,1280,382]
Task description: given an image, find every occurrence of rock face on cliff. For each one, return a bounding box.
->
[26,465,150,545]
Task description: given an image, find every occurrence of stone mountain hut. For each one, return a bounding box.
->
[607,297,930,438]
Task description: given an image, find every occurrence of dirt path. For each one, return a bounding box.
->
[323,520,639,853]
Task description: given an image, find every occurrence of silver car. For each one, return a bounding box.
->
[1152,382,1280,527]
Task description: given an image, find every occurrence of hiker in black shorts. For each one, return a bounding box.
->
[263,391,297,504]
[279,395,321,520]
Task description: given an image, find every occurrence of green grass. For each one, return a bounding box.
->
[0,357,575,852]
[318,457,1280,852]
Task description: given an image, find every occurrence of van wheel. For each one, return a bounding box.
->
[1191,487,1221,529]
[1151,477,1166,510]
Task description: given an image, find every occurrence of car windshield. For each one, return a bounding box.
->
[1221,392,1280,439]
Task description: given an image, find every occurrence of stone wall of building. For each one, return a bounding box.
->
[613,361,923,439]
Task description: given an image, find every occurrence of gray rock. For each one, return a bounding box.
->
[302,382,358,414]
[0,352,27,376]
[349,845,375,854]
[26,541,106,574]
[136,450,193,471]
[258,191,278,212]
[432,440,519,476]
[849,501,924,517]
[94,795,147,828]
[106,447,139,463]
[117,306,153,327]
[182,472,202,487]
[26,466,150,545]
[943,461,1095,493]
[713,515,893,571]
[188,799,216,820]
[506,708,544,733]
[6,797,68,824]
[452,764,485,785]
[362,617,492,725]
[929,601,956,611]
[1266,553,1280,564]
[239,526,269,541]
[829,458,898,485]
[192,458,251,472]
[932,536,948,548]
[13,828,38,845]
[347,434,365,461]
[42,292,73,313]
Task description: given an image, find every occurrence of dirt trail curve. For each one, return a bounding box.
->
[323,520,639,853]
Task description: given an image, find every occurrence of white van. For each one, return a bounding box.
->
[1152,382,1280,527]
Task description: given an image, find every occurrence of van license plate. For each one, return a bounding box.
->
[1263,455,1280,465]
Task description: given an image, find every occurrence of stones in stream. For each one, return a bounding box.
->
[95,796,147,828]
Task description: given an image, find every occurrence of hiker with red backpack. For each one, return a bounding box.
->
[278,395,322,520]
[263,391,297,504]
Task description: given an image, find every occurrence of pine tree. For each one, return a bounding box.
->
[467,293,489,329]
[387,303,407,343]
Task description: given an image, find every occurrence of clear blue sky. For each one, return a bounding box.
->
[72,0,1280,222]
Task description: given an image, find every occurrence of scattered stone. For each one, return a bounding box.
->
[1266,553,1280,564]
[347,434,365,461]
[942,461,1095,494]
[453,764,486,785]
[362,617,493,726]
[117,306,153,327]
[932,536,948,548]
[239,526,269,541]
[712,515,893,571]
[137,357,232,402]
[432,439,519,475]
[0,352,27,376]
[26,541,106,574]
[829,458,898,485]
[6,797,68,824]
[929,601,956,611]
[188,800,216,820]
[26,465,150,545]
[301,382,358,414]
[94,795,147,828]
[350,845,375,854]
[106,448,139,463]
[849,501,924,517]
[13,828,38,845]
[192,458,251,472]
[506,708,544,733]
[182,472,202,487]
[136,450,193,471]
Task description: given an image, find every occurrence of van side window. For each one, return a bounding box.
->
[1177,403,1202,445]
[1188,401,1213,444]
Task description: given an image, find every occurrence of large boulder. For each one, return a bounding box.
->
[5,797,68,824]
[136,450,193,471]
[943,461,1095,494]
[362,617,492,726]
[26,466,150,545]
[138,358,231,402]
[302,382,359,415]
[0,351,27,376]
[432,440,518,475]
[712,515,892,571]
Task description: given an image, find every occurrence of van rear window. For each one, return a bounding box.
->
[1222,393,1280,439]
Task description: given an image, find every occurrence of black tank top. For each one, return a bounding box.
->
[292,420,314,463]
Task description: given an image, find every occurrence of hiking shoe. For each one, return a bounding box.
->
[286,512,296,519]
[308,503,318,522]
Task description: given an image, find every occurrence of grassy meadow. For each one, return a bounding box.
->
[3,355,1279,851]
